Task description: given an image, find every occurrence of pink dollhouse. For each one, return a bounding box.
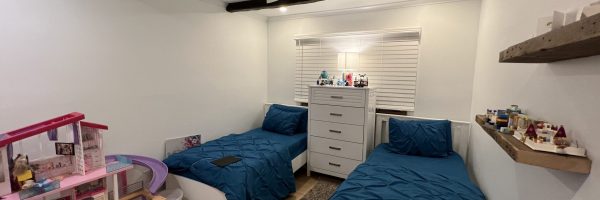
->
[0,113,114,199]
[0,113,172,200]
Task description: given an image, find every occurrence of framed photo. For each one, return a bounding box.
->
[55,143,75,155]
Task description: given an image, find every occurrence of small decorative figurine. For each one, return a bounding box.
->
[345,72,353,86]
[317,70,332,86]
[525,124,538,139]
[337,76,346,86]
[354,74,369,87]
[554,125,567,138]
[320,70,329,79]
[12,154,36,190]
[553,126,569,148]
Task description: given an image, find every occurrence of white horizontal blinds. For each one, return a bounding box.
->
[294,38,339,102]
[358,31,420,111]
[295,29,421,111]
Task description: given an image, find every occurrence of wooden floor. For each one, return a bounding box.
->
[286,167,343,200]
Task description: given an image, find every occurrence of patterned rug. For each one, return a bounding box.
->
[300,178,341,200]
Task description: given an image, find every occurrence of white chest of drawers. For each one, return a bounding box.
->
[307,86,376,179]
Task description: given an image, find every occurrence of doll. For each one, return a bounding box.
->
[345,72,353,86]
[12,154,36,190]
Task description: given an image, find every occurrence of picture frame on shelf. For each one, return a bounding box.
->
[55,143,75,156]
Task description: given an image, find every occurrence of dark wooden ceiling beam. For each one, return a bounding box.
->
[226,0,324,13]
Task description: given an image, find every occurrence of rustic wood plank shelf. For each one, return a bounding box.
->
[475,115,591,174]
[499,13,600,63]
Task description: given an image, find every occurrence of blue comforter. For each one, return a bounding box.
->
[163,133,296,200]
[330,144,485,200]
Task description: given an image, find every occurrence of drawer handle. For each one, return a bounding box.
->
[330,113,343,117]
[329,146,342,151]
[328,162,341,167]
[329,130,342,134]
[330,96,344,99]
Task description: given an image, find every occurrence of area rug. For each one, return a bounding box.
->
[300,178,341,200]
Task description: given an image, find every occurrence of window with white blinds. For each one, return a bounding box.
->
[294,29,421,111]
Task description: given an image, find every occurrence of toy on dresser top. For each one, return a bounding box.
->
[315,70,369,87]
[484,105,587,157]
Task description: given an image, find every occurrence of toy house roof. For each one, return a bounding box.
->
[0,112,108,147]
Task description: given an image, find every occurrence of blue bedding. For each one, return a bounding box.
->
[163,129,307,200]
[330,144,485,200]
[244,128,307,158]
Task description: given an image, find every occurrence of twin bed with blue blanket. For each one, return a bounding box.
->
[330,115,485,200]
[330,144,484,200]
[164,129,306,200]
[163,104,309,200]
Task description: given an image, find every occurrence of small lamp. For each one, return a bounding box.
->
[337,52,358,70]
[338,52,358,86]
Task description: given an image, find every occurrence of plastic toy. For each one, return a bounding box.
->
[553,126,569,148]
[0,112,113,199]
[0,112,177,200]
[345,72,353,86]
[524,124,537,139]
[12,154,35,190]
[320,70,329,79]
[105,155,171,200]
[105,155,168,195]
[354,73,368,87]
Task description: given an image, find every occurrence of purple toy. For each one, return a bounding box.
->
[105,155,168,194]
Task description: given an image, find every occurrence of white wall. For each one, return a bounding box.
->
[267,0,481,121]
[0,0,268,159]
[470,0,600,199]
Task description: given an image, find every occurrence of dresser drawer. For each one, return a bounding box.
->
[310,104,365,125]
[310,120,364,143]
[310,152,361,175]
[310,136,363,160]
[310,88,366,107]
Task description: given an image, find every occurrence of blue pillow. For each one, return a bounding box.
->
[387,118,452,157]
[270,104,308,133]
[262,105,304,135]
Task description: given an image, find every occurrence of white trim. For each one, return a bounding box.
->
[294,28,422,40]
[268,0,473,21]
[292,151,308,172]
[375,113,470,124]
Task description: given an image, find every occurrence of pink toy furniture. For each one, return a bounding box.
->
[0,112,170,200]
[0,113,125,200]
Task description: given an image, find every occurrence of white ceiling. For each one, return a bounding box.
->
[220,0,457,17]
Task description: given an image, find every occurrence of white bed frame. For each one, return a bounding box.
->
[374,114,472,162]
[164,103,308,200]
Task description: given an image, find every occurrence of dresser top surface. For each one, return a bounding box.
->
[309,85,375,90]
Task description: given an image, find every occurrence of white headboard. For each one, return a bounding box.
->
[375,114,471,162]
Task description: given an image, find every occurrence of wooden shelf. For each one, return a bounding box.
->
[499,13,600,63]
[475,115,591,174]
